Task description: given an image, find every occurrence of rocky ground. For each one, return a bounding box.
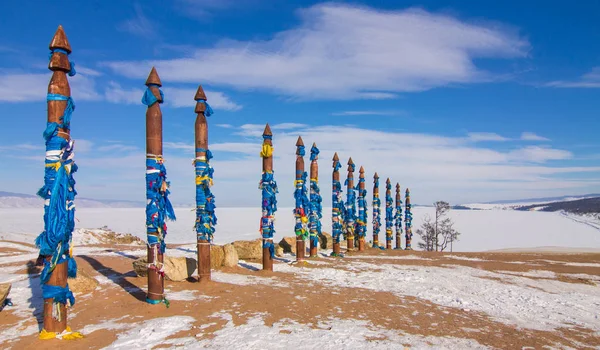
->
[1,231,599,349]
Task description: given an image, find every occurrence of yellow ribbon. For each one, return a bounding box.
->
[195,175,213,186]
[260,143,273,158]
[39,326,84,340]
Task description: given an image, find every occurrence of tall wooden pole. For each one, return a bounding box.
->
[294,136,309,262]
[395,183,403,249]
[144,67,176,305]
[194,85,216,282]
[331,153,344,256]
[259,124,277,270]
[372,173,381,248]
[356,166,367,251]
[345,158,356,251]
[38,25,80,338]
[405,188,413,250]
[308,143,321,258]
[385,178,393,250]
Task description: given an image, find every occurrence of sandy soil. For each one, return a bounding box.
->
[1,242,599,349]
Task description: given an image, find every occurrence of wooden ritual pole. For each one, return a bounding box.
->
[194,85,216,282]
[294,136,309,262]
[372,173,381,248]
[308,143,321,258]
[405,188,413,250]
[259,124,277,270]
[144,67,175,305]
[356,166,367,251]
[345,158,356,251]
[331,153,344,256]
[395,183,403,249]
[40,25,77,337]
[385,178,393,249]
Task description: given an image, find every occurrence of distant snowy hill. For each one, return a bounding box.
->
[461,194,600,211]
[0,191,145,209]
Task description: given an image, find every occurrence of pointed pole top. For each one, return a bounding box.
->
[386,178,391,185]
[263,123,272,137]
[312,142,317,148]
[333,152,339,161]
[396,183,400,190]
[194,85,207,100]
[296,136,304,147]
[374,172,379,179]
[359,166,364,174]
[145,67,162,87]
[49,25,72,53]
[406,188,410,194]
[347,157,354,165]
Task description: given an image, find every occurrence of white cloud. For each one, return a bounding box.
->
[520,132,549,141]
[163,88,242,111]
[104,81,144,104]
[467,132,510,142]
[117,3,155,37]
[0,70,102,102]
[216,124,234,128]
[15,124,595,206]
[103,3,529,100]
[545,67,600,88]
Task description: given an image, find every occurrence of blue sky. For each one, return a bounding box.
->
[1,0,599,207]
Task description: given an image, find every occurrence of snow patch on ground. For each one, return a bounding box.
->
[103,316,195,349]
[211,271,289,288]
[345,255,432,261]
[496,270,557,279]
[190,312,487,349]
[276,262,600,332]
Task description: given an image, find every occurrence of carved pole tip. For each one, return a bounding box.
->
[386,178,391,184]
[332,152,339,161]
[374,172,379,179]
[348,157,354,165]
[359,166,365,173]
[262,124,272,136]
[49,25,72,53]
[145,67,162,87]
[194,85,207,100]
[296,136,304,147]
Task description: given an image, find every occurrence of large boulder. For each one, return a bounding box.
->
[232,239,262,260]
[279,236,296,254]
[68,269,98,294]
[211,245,225,269]
[275,245,284,257]
[133,257,196,282]
[222,244,239,267]
[318,232,333,249]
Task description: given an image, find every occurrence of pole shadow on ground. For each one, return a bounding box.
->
[79,255,145,302]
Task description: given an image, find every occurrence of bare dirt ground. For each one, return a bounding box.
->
[1,242,599,349]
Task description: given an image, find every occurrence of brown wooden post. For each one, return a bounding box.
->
[331,153,343,256]
[372,172,381,248]
[42,25,73,335]
[260,124,276,270]
[405,188,413,250]
[345,157,356,251]
[144,67,167,304]
[308,143,320,257]
[395,183,402,249]
[194,85,213,282]
[357,166,366,251]
[294,136,307,262]
[385,178,393,250]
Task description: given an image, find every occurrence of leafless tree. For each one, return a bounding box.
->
[417,201,461,251]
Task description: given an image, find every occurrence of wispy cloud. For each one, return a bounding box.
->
[173,0,244,20]
[520,132,549,141]
[103,3,529,100]
[545,67,600,88]
[216,124,234,128]
[0,143,42,151]
[331,111,400,116]
[117,3,155,37]
[467,132,510,142]
[0,71,102,102]
[164,88,242,111]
